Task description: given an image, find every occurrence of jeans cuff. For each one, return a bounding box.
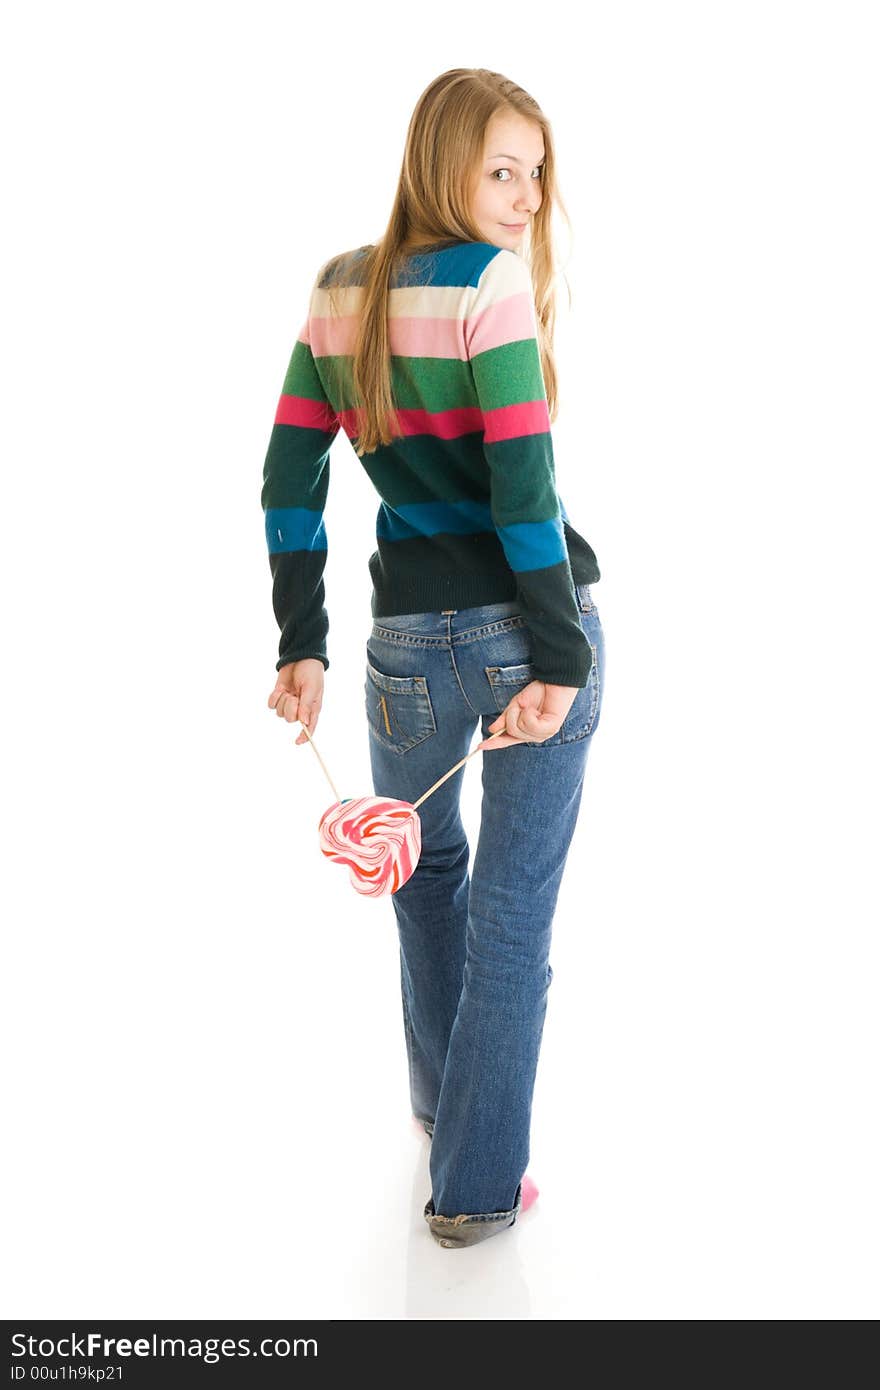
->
[424,1183,522,1248]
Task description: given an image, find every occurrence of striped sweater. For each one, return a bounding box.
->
[261,238,600,687]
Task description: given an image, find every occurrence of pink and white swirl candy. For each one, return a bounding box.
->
[318,796,422,897]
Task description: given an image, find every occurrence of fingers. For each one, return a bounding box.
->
[269,688,298,721]
[484,694,558,747]
[478,731,517,751]
[268,685,322,740]
[293,708,318,745]
[489,700,535,743]
[482,718,526,749]
[292,701,320,744]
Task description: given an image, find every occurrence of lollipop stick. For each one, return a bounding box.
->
[411,730,507,810]
[297,722,342,805]
[297,717,505,816]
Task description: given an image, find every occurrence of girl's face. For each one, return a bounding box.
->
[470,111,545,250]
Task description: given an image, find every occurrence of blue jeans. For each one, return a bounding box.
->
[364,582,605,1248]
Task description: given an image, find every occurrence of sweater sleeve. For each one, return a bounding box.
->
[466,248,592,688]
[261,285,341,673]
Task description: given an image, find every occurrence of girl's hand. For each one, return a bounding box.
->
[268,659,325,746]
[478,680,579,750]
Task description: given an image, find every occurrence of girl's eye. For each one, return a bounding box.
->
[492,168,544,181]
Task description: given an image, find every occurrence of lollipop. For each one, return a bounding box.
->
[297,722,505,897]
[318,795,421,897]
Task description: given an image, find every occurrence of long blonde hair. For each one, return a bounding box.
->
[321,68,572,458]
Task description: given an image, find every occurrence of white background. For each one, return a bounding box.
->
[2,0,878,1320]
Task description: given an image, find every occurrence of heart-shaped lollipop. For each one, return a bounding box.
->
[318,795,421,897]
[296,722,505,897]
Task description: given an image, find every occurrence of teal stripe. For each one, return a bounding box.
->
[377,498,494,542]
[265,507,327,555]
[318,240,500,290]
[374,500,566,572]
[496,515,567,571]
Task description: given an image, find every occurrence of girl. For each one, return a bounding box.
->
[262,68,605,1248]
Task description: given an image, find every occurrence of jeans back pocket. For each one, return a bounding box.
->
[365,660,437,755]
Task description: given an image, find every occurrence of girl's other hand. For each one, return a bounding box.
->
[268,658,325,746]
[478,680,579,750]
